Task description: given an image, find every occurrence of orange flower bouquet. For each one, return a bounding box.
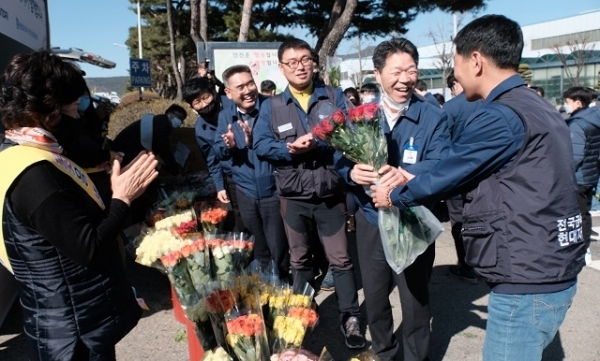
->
[229,232,255,272]
[224,291,270,361]
[205,283,238,351]
[200,201,229,235]
[160,249,200,309]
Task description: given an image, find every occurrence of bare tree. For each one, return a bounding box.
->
[344,33,372,88]
[425,13,465,95]
[190,0,208,46]
[238,0,254,42]
[316,0,358,69]
[166,0,183,99]
[553,33,596,87]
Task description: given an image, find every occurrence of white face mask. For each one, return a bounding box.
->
[362,94,380,104]
[381,90,409,112]
[563,104,573,114]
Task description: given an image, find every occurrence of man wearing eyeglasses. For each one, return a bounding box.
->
[253,38,365,349]
[213,65,290,280]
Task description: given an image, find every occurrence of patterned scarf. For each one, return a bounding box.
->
[4,127,64,154]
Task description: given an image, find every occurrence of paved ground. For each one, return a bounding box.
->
[2,215,600,360]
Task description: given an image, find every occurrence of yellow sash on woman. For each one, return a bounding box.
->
[0,146,105,274]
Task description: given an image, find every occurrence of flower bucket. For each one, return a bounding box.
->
[184,317,205,360]
[171,285,187,323]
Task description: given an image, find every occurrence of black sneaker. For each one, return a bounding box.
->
[340,316,366,349]
[448,265,478,284]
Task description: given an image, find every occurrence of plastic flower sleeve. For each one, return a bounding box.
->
[378,205,444,274]
[186,238,212,294]
[160,250,200,309]
[224,289,270,361]
[200,201,230,236]
[205,281,237,351]
[208,234,235,283]
[229,232,255,273]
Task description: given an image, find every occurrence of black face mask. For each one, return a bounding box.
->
[197,101,216,116]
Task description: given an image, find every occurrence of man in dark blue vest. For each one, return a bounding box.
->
[564,86,600,258]
[443,70,482,284]
[371,15,585,360]
[336,38,450,361]
[213,64,290,278]
[253,38,365,349]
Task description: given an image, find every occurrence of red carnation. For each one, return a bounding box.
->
[362,103,379,121]
[312,124,327,140]
[319,119,334,134]
[348,106,364,122]
[331,110,346,125]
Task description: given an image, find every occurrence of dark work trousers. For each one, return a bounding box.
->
[446,198,467,265]
[72,338,116,361]
[222,174,246,233]
[356,209,435,361]
[236,188,290,277]
[577,185,594,245]
[280,196,360,319]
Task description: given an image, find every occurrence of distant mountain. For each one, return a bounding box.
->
[85,77,129,97]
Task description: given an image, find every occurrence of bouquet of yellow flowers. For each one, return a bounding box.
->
[202,346,234,361]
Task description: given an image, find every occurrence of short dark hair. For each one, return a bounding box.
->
[373,38,419,72]
[360,83,380,93]
[221,65,252,87]
[415,80,427,92]
[530,86,545,97]
[454,15,523,71]
[278,38,313,62]
[165,104,187,120]
[182,77,215,105]
[433,93,445,106]
[585,87,598,101]
[446,70,457,89]
[261,80,276,93]
[564,87,593,107]
[343,87,359,99]
[0,50,87,131]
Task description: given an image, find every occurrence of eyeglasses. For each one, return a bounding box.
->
[280,56,313,70]
[228,80,257,93]
[194,93,213,106]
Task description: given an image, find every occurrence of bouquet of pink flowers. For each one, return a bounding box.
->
[312,103,443,274]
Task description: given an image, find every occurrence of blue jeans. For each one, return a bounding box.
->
[483,284,577,361]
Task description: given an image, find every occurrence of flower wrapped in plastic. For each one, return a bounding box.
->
[185,238,211,294]
[134,227,187,267]
[271,348,319,361]
[205,282,237,350]
[208,235,235,283]
[200,201,229,235]
[312,102,444,274]
[202,346,234,361]
[160,250,200,309]
[229,232,255,272]
[271,278,318,354]
[224,290,270,361]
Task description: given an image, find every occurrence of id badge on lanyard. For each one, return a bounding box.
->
[402,137,418,165]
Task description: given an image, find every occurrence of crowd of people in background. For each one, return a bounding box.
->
[1,11,599,361]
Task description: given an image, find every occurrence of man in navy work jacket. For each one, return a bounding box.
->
[442,70,482,284]
[253,38,365,349]
[336,38,450,361]
[564,86,600,250]
[182,77,243,232]
[213,64,290,278]
[371,15,585,361]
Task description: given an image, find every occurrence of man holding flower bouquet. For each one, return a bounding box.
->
[254,38,366,349]
[336,38,450,361]
[371,16,585,361]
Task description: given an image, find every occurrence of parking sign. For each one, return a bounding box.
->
[130,58,152,87]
